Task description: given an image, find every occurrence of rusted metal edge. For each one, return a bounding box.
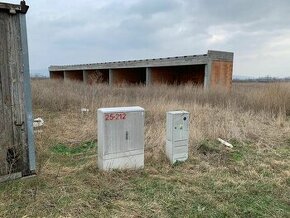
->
[0,1,29,14]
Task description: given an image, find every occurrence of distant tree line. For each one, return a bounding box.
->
[233,76,290,83]
[31,74,49,80]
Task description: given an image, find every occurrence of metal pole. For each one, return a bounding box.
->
[20,13,36,173]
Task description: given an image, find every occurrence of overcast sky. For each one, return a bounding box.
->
[6,0,290,77]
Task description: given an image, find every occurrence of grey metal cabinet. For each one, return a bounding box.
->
[98,107,144,170]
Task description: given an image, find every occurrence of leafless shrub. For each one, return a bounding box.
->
[88,71,104,84]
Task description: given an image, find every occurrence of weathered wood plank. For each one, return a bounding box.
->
[9,13,25,174]
[0,13,13,176]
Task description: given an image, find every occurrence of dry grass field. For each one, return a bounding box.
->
[0,80,290,217]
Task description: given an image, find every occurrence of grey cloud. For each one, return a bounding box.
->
[128,0,180,17]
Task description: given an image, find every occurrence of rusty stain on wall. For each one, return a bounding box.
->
[211,61,233,89]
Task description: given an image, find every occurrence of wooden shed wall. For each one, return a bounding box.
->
[0,9,34,181]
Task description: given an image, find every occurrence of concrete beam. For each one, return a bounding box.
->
[207,50,234,61]
[49,54,209,71]
[64,71,68,81]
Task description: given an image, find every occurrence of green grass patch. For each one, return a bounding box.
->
[172,160,186,167]
[230,150,244,161]
[232,182,290,217]
[197,139,252,163]
[51,141,96,155]
[229,142,252,162]
[130,176,230,217]
[197,139,222,155]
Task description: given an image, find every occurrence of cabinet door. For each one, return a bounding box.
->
[104,117,126,155]
[172,114,189,141]
[104,111,144,155]
[124,111,144,152]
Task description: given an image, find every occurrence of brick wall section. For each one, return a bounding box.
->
[151,65,205,85]
[179,65,205,85]
[50,71,64,80]
[151,67,176,84]
[66,70,83,81]
[211,61,233,89]
[87,69,109,84]
[113,68,146,85]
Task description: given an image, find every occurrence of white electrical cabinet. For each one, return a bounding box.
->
[97,106,145,170]
[166,111,189,164]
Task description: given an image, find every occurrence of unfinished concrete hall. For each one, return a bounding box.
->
[49,50,234,89]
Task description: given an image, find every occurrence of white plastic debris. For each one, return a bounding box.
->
[34,130,43,134]
[217,138,233,148]
[197,205,206,212]
[81,108,89,113]
[33,117,44,128]
[81,108,89,112]
[81,108,90,116]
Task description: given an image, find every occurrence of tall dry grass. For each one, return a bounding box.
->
[32,80,290,116]
[31,80,290,161]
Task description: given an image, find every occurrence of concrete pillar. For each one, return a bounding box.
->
[64,70,68,81]
[83,70,88,84]
[204,60,212,89]
[109,69,114,85]
[146,67,152,86]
